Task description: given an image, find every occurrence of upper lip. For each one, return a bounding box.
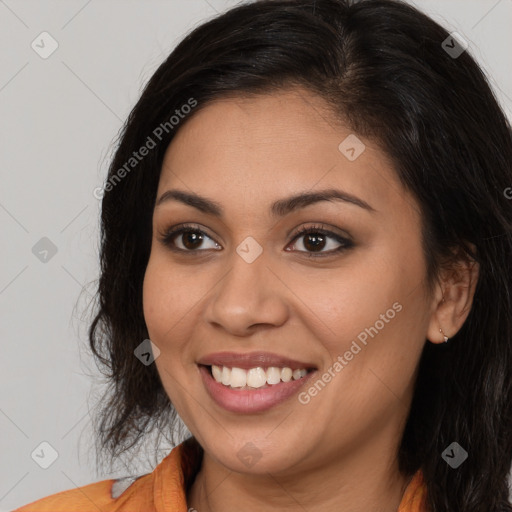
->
[197,351,317,370]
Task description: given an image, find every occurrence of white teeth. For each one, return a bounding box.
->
[247,367,267,388]
[230,367,247,388]
[293,369,308,380]
[221,366,231,386]
[209,365,310,388]
[212,365,222,382]
[280,367,293,382]
[266,367,281,385]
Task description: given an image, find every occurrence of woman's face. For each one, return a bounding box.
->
[143,88,436,476]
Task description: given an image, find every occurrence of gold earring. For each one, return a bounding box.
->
[440,327,449,343]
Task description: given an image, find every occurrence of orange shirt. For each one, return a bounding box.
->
[14,438,428,511]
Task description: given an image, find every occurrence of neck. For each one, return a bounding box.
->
[186,437,413,512]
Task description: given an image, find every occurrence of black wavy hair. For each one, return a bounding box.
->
[87,1,512,510]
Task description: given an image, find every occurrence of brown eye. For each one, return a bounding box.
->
[300,232,327,252]
[287,224,353,257]
[160,224,221,253]
[179,230,205,250]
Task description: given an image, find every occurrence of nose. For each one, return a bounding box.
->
[203,252,289,337]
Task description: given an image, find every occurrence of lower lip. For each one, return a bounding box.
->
[199,365,316,413]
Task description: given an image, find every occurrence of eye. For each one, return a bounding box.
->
[287,223,353,258]
[159,223,220,253]
[158,222,353,258]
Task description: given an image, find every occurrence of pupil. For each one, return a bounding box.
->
[183,231,203,250]
[304,233,325,252]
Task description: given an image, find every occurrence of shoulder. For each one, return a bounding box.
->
[12,440,199,512]
[12,473,152,511]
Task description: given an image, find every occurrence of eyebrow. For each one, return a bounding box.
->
[155,188,376,217]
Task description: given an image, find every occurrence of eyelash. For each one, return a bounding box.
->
[159,223,353,258]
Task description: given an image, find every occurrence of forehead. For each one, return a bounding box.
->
[157,89,415,222]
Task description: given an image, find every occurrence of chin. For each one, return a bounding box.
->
[205,436,308,475]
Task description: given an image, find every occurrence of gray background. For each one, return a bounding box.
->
[1,0,511,509]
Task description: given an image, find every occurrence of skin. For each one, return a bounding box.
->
[142,88,479,512]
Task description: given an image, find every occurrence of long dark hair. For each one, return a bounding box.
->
[87,1,512,510]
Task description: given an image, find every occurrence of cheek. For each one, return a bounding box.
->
[142,255,189,345]
[296,261,399,349]
[298,242,426,377]
[306,289,401,372]
[298,278,424,429]
[142,258,166,338]
[142,252,213,356]
[142,256,197,404]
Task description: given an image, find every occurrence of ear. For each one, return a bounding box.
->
[426,244,480,344]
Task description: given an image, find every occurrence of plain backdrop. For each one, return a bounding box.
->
[1,0,511,509]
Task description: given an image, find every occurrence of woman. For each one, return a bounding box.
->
[15,0,512,511]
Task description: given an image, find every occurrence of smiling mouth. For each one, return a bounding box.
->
[201,364,315,390]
